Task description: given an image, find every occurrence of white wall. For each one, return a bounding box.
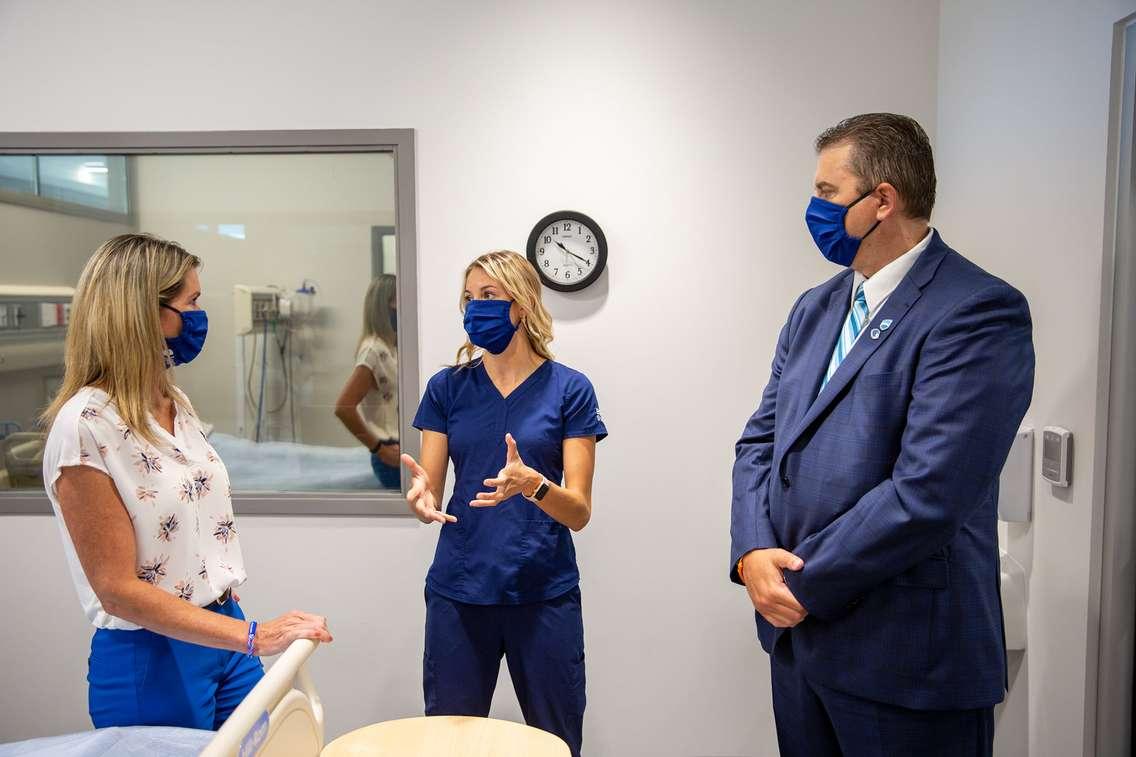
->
[132,152,396,445]
[936,2,1134,756]
[0,1,941,754]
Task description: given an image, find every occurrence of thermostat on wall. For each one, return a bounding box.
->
[1041,426,1072,487]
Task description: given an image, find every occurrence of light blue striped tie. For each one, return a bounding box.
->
[820,283,869,393]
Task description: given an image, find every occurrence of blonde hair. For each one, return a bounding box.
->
[359,274,397,352]
[455,251,554,366]
[41,233,201,446]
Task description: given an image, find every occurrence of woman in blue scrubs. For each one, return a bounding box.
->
[401,250,606,757]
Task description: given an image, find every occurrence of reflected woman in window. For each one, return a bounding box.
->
[334,274,400,489]
[40,233,332,731]
[401,251,607,757]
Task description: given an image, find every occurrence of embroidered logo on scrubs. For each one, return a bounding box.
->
[870,328,881,340]
[880,319,893,331]
[596,408,603,423]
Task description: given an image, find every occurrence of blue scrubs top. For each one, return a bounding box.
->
[413,360,607,605]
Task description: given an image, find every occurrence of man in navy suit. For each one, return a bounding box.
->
[730,113,1034,756]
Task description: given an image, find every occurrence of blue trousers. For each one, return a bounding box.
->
[424,586,585,757]
[370,453,401,489]
[771,639,994,757]
[88,598,264,730]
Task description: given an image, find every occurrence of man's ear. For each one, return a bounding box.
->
[875,182,901,220]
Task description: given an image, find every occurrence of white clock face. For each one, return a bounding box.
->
[533,219,600,287]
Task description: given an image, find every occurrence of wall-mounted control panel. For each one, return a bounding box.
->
[1041,426,1072,487]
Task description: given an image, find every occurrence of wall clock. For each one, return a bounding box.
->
[526,211,607,292]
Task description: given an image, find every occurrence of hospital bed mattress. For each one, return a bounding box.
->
[207,432,379,491]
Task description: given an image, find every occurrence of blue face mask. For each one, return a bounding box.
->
[463,299,517,355]
[805,188,881,266]
[161,304,208,366]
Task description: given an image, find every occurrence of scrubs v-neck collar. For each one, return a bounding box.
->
[480,359,552,402]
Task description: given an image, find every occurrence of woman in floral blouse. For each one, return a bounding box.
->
[41,233,332,730]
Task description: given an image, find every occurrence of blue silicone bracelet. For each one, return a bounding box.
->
[246,621,258,657]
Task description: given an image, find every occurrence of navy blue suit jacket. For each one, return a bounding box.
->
[730,231,1034,710]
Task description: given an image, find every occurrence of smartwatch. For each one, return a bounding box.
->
[525,477,551,503]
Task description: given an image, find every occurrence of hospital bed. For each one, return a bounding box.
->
[0,431,382,493]
[206,432,379,491]
[0,639,324,757]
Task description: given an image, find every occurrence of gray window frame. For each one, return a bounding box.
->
[0,129,419,517]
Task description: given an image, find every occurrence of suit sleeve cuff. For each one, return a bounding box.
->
[783,567,856,622]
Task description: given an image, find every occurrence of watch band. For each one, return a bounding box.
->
[525,477,550,503]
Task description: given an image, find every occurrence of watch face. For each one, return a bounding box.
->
[527,211,607,292]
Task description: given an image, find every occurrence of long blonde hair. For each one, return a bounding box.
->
[359,274,397,351]
[455,251,554,367]
[41,233,201,446]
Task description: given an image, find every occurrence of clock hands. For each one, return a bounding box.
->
[554,240,590,265]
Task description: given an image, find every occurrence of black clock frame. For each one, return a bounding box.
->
[526,210,608,293]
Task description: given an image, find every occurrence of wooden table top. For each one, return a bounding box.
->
[321,716,571,757]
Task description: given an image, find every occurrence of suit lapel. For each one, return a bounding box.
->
[780,231,951,454]
[776,273,853,438]
[804,285,854,402]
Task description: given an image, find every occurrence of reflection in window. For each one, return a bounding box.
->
[0,151,399,495]
[0,156,36,194]
[0,154,129,216]
[336,274,401,489]
[37,156,129,213]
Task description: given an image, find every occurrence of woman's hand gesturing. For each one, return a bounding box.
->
[401,453,457,525]
[471,433,540,508]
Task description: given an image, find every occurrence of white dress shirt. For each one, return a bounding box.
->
[849,228,934,332]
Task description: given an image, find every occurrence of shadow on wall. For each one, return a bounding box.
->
[542,267,610,322]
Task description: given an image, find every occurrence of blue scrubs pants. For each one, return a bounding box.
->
[370,453,401,489]
[771,638,994,756]
[88,597,264,730]
[424,586,585,757]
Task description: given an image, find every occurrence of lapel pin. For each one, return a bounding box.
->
[870,328,881,340]
[880,319,893,331]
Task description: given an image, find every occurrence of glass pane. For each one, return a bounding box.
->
[1,151,399,495]
[141,152,399,492]
[37,155,128,214]
[0,156,36,194]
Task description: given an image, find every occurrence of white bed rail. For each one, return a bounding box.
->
[201,639,323,757]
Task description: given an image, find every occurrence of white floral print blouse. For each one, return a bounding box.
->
[355,335,399,441]
[43,386,246,630]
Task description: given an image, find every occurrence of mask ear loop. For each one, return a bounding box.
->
[848,187,882,242]
[159,303,181,368]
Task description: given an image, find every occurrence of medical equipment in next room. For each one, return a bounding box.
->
[232,281,317,443]
[0,285,74,373]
